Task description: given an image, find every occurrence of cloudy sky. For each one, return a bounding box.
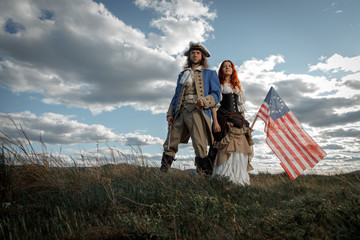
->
[1,0,359,175]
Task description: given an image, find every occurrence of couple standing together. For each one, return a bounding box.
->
[161,42,254,186]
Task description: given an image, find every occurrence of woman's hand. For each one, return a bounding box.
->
[213,122,221,133]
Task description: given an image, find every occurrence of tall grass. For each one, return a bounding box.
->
[1,129,359,239]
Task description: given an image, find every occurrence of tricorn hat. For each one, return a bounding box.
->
[184,41,211,57]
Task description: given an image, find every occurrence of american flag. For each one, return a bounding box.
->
[256,87,327,179]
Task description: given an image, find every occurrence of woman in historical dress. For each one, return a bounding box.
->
[210,60,254,185]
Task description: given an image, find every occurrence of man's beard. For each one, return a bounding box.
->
[191,59,201,65]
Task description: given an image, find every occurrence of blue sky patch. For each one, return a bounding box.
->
[4,18,25,34]
[39,9,54,21]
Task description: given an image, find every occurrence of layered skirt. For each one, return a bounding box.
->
[212,109,254,186]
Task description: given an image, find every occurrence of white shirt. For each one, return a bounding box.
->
[179,65,203,85]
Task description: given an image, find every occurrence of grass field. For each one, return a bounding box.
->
[1,132,360,239]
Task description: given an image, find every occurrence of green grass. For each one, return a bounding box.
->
[1,132,360,239]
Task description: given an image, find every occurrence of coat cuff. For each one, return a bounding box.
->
[203,95,215,109]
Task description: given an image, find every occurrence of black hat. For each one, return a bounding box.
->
[184,41,211,57]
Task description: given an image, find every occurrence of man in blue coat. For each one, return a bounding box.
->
[161,42,221,174]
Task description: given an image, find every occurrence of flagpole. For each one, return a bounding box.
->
[250,115,258,130]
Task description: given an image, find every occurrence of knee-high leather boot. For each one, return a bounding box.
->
[195,156,213,175]
[160,153,175,172]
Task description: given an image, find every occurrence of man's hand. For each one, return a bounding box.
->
[167,116,173,125]
[196,98,204,107]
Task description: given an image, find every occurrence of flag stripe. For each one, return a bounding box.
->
[274,121,308,171]
[257,104,269,123]
[271,120,306,172]
[276,117,315,169]
[267,122,302,176]
[280,115,317,167]
[271,130,305,175]
[285,112,320,162]
[266,133,300,179]
[280,162,295,180]
[286,112,326,160]
[266,138,297,179]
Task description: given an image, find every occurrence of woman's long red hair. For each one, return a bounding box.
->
[218,60,242,91]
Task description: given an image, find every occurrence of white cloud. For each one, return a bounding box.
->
[0,111,163,146]
[309,54,360,73]
[235,54,360,105]
[238,55,285,74]
[236,55,334,107]
[135,0,216,55]
[149,17,214,55]
[0,0,215,115]
[134,0,216,20]
[308,54,360,99]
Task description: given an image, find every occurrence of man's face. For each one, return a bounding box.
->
[190,50,202,65]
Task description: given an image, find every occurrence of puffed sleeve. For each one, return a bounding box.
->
[237,89,246,112]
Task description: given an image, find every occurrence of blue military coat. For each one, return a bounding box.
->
[168,69,221,119]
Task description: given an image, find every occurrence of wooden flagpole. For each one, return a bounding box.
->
[250,115,258,130]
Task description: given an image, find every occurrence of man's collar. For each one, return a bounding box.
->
[192,65,203,71]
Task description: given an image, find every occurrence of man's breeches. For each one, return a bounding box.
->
[163,109,208,158]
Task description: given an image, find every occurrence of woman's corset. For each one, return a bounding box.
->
[219,93,239,113]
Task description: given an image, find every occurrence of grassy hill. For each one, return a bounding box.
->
[0,130,359,239]
[1,158,359,239]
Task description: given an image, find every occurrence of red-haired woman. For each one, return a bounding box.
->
[209,60,254,186]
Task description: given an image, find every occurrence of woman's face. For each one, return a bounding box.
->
[222,61,233,77]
